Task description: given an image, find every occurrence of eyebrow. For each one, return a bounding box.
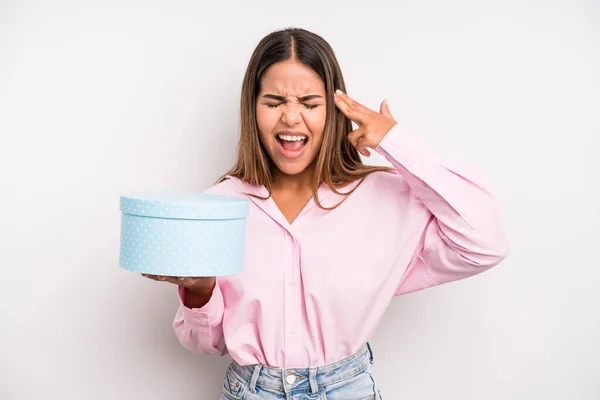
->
[261,94,323,102]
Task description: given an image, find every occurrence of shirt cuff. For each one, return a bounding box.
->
[375,124,441,180]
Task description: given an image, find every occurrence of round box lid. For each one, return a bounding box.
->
[120,191,249,220]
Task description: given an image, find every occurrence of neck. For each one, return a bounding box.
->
[271,166,315,193]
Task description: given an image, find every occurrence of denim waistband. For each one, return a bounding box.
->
[228,343,374,395]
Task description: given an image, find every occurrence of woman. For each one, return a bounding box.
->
[144,27,509,399]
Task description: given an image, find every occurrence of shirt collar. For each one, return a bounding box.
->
[224,175,360,229]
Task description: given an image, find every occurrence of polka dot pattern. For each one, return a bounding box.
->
[118,193,249,277]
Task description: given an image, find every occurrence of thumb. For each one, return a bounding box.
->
[380,99,393,117]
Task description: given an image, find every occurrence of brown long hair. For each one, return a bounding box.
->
[219,27,392,208]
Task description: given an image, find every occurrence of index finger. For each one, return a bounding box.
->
[334,90,366,124]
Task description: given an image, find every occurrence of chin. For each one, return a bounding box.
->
[273,160,312,177]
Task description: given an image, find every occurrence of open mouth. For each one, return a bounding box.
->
[275,134,308,157]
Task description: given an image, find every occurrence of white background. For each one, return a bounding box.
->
[1,1,599,399]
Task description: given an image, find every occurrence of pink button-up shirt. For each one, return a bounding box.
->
[173,124,510,368]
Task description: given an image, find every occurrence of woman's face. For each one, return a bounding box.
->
[256,59,327,178]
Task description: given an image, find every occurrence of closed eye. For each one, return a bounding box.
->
[266,103,319,110]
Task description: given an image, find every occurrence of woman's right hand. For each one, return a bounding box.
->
[142,274,216,308]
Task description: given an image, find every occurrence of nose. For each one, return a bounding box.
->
[281,103,301,126]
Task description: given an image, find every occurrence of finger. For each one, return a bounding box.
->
[379,99,393,118]
[161,276,183,285]
[176,276,189,286]
[333,91,354,120]
[142,274,180,285]
[348,127,372,157]
[356,137,371,157]
[334,90,365,124]
[335,89,364,109]
[357,137,371,157]
[347,127,365,149]
[177,277,209,289]
[340,91,376,118]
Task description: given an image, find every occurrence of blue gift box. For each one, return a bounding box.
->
[119,191,249,277]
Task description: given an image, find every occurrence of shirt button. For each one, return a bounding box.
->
[286,375,296,385]
[413,163,420,171]
[394,149,403,158]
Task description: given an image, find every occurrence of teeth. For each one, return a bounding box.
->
[278,134,306,142]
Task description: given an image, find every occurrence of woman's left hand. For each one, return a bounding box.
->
[334,89,397,157]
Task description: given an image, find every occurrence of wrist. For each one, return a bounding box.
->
[184,282,215,308]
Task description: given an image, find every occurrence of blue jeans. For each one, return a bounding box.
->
[219,343,383,399]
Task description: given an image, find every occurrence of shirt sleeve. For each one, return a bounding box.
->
[172,281,227,355]
[374,124,510,295]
